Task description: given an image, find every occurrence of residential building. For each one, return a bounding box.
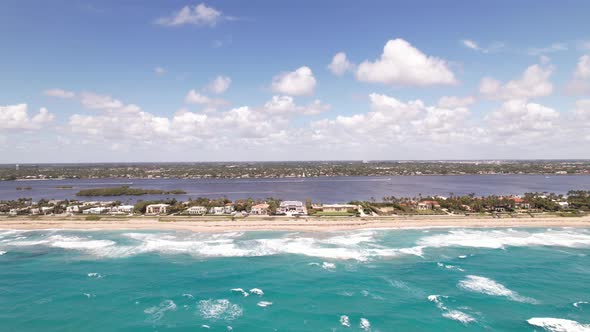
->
[187,206,207,215]
[145,204,170,215]
[41,206,54,215]
[513,197,531,209]
[112,205,134,214]
[558,201,569,209]
[66,205,81,214]
[322,204,359,213]
[417,200,441,210]
[224,203,235,214]
[250,203,270,215]
[276,201,307,215]
[209,206,225,215]
[83,207,110,215]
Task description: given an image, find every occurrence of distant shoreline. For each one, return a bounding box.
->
[2,215,589,232]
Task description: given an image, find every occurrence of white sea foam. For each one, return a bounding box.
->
[458,275,536,303]
[322,262,336,270]
[198,299,242,321]
[83,293,95,298]
[458,255,467,259]
[249,288,264,296]
[201,325,210,329]
[359,318,371,331]
[0,251,6,255]
[574,301,589,308]
[182,293,194,299]
[428,294,475,324]
[437,262,464,272]
[257,301,272,307]
[418,229,590,249]
[230,288,249,297]
[87,272,103,278]
[144,300,177,323]
[340,315,351,327]
[527,317,590,332]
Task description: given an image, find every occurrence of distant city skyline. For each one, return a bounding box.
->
[1,0,590,162]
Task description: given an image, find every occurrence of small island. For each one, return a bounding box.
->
[75,186,186,197]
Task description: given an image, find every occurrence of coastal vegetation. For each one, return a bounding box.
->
[75,186,186,197]
[1,160,589,181]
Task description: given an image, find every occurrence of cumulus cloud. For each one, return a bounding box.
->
[43,88,75,99]
[328,52,354,76]
[486,99,560,140]
[185,90,229,112]
[80,92,141,113]
[355,38,456,86]
[479,64,553,100]
[262,96,330,115]
[0,104,55,130]
[438,96,476,108]
[566,55,590,95]
[271,66,317,96]
[156,3,224,27]
[207,75,232,94]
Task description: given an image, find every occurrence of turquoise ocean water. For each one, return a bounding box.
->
[1,228,590,331]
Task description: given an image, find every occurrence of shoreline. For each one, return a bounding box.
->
[1,215,589,232]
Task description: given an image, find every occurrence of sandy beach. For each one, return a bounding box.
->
[1,215,589,232]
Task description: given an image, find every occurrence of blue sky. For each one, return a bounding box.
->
[1,0,590,162]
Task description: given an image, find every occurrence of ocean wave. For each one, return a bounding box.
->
[527,317,590,332]
[0,251,6,255]
[144,300,177,323]
[249,288,264,296]
[458,275,536,303]
[230,288,249,297]
[418,229,590,249]
[198,299,242,321]
[87,272,103,278]
[359,318,371,331]
[437,262,465,272]
[340,315,350,327]
[257,301,272,307]
[428,295,475,324]
[574,301,589,308]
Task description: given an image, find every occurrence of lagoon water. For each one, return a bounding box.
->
[2,175,590,203]
[1,228,590,331]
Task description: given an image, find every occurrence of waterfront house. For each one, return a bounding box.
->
[187,206,207,215]
[322,204,360,213]
[224,203,235,214]
[112,205,134,214]
[41,206,54,215]
[276,201,306,215]
[145,204,170,215]
[209,206,226,215]
[250,203,270,215]
[417,200,441,210]
[513,197,531,209]
[558,201,569,209]
[66,205,81,214]
[83,207,110,215]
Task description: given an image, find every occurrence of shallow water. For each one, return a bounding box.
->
[1,228,590,331]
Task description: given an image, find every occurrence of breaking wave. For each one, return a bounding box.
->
[418,229,590,249]
[359,318,371,331]
[428,295,475,324]
[144,300,177,323]
[458,275,536,303]
[527,317,590,332]
[340,315,350,327]
[198,299,242,321]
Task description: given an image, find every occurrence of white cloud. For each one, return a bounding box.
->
[479,64,553,100]
[271,66,317,96]
[262,96,330,115]
[154,67,166,76]
[207,75,232,94]
[43,88,75,99]
[80,92,140,113]
[156,3,223,27]
[438,96,476,108]
[328,52,354,76]
[565,55,590,95]
[356,38,456,86]
[185,90,228,111]
[0,104,55,130]
[527,43,568,56]
[461,39,504,54]
[486,99,560,140]
[574,99,590,122]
